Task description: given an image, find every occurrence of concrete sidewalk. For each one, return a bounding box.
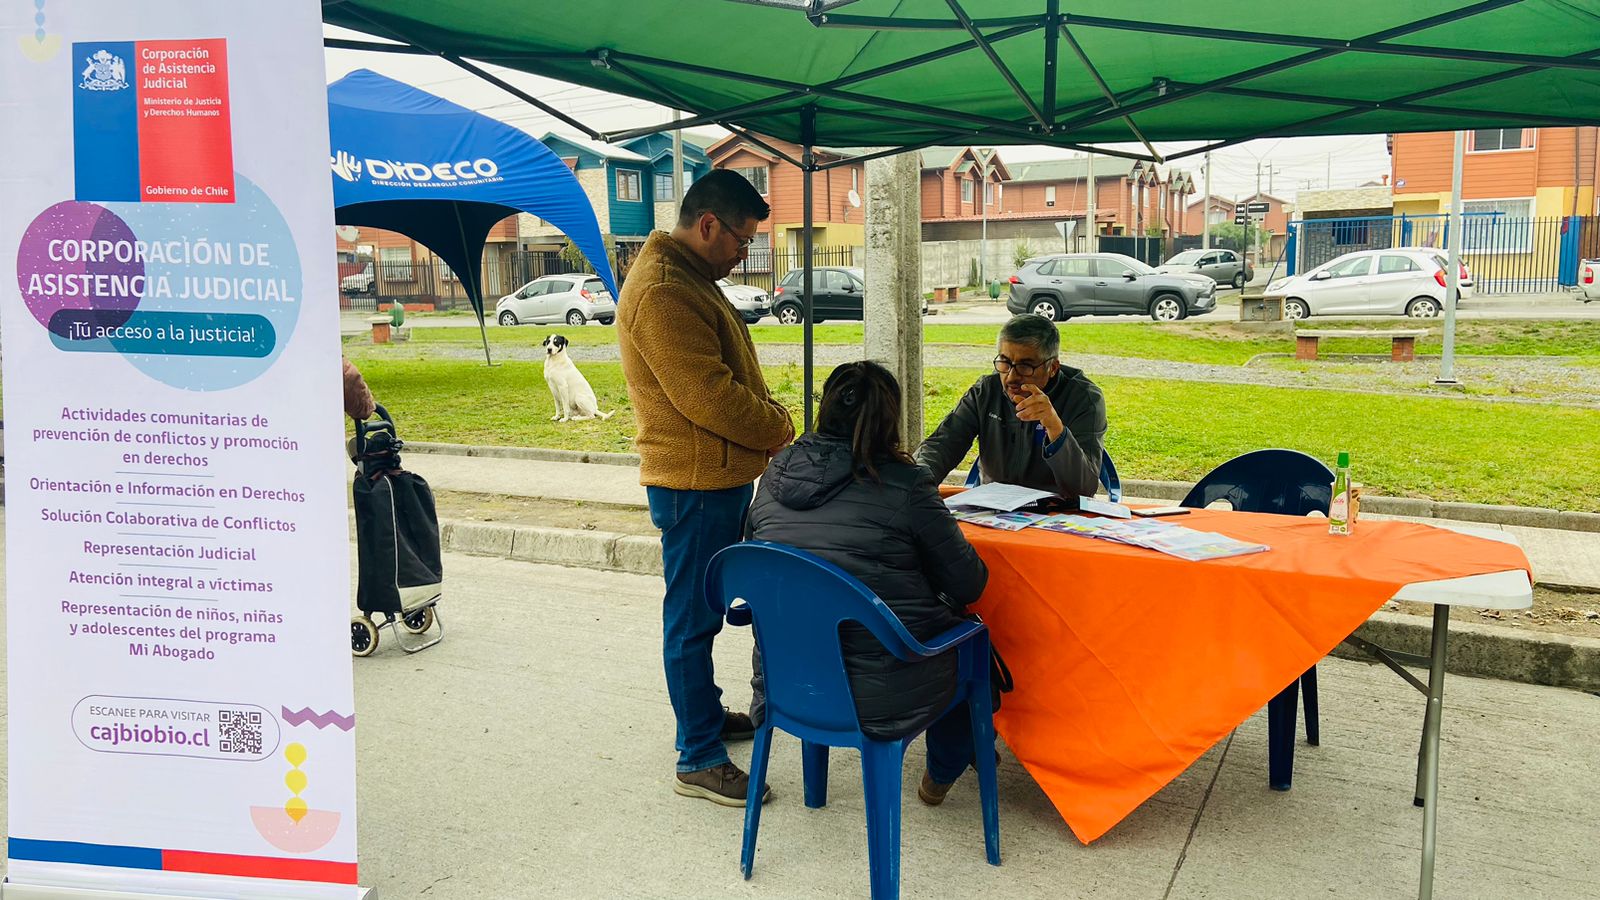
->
[400,445,1600,592]
[360,555,1600,897]
[5,531,1595,896]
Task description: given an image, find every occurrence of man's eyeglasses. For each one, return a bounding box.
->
[993,355,1056,378]
[715,215,756,250]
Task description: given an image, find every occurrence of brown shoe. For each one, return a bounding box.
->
[720,709,755,742]
[674,761,772,807]
[918,770,955,806]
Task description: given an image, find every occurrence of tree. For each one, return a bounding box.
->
[1012,242,1033,270]
[1204,223,1269,252]
[558,238,589,273]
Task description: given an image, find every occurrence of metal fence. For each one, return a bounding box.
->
[1287,214,1597,294]
[1095,234,1168,267]
[726,245,862,294]
[338,249,613,311]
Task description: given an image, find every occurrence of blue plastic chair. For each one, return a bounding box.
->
[1179,449,1334,792]
[705,541,1000,899]
[965,447,1121,502]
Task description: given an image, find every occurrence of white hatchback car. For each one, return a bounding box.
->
[495,274,615,327]
[1266,248,1474,319]
[717,278,772,324]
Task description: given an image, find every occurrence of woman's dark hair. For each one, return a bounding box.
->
[816,361,914,481]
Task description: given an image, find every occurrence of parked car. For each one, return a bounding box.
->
[1154,248,1253,290]
[1580,258,1600,301]
[717,278,772,323]
[495,274,615,327]
[770,267,929,324]
[1264,248,1474,319]
[1006,252,1217,322]
[340,263,374,295]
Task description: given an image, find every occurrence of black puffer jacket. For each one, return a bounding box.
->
[748,433,989,740]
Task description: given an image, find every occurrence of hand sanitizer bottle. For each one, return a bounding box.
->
[1329,452,1352,535]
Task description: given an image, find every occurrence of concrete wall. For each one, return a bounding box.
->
[577,169,610,235]
[921,236,1060,289]
[652,201,676,232]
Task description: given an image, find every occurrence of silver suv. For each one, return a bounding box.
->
[1155,248,1253,290]
[1006,253,1217,322]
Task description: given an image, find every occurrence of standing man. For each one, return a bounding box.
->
[916,314,1105,497]
[617,170,794,807]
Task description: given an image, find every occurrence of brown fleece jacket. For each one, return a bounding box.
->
[617,232,792,490]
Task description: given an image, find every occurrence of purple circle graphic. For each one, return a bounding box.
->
[16,201,143,337]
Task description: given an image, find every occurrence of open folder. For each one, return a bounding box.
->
[943,482,1058,512]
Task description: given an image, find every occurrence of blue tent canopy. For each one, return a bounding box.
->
[327,70,617,335]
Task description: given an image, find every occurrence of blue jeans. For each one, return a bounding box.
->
[647,483,754,773]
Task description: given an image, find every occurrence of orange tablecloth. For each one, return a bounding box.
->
[956,508,1531,843]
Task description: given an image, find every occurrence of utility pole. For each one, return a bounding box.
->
[1437,130,1465,386]
[980,148,990,288]
[1326,153,1332,190]
[1134,165,1145,264]
[1202,150,1212,250]
[1085,148,1097,252]
[671,110,683,214]
[1254,161,1262,267]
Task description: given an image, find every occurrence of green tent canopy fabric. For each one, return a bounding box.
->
[324,0,1600,161]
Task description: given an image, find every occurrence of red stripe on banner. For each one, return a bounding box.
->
[134,38,235,203]
[162,849,358,884]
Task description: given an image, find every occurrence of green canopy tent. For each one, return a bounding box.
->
[326,0,1600,427]
[322,2,1597,896]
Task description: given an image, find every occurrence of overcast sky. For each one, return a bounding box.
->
[324,26,1393,204]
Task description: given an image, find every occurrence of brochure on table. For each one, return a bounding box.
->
[950,484,1268,562]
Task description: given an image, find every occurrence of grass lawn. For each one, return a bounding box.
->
[392,319,1600,366]
[357,357,1599,510]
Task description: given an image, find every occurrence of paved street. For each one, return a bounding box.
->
[3,475,1595,899]
[338,554,1600,897]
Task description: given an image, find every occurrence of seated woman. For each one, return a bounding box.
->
[747,360,991,803]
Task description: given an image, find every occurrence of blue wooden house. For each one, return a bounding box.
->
[537,132,711,246]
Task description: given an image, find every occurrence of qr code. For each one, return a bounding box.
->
[218,709,263,755]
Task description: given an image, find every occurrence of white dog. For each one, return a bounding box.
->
[542,334,612,422]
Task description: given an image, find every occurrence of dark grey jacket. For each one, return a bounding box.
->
[747,433,988,740]
[915,367,1106,497]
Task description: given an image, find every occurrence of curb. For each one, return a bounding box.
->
[1335,612,1600,694]
[408,441,640,468]
[409,443,1600,533]
[441,518,1600,694]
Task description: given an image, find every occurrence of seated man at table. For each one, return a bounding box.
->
[916,314,1106,498]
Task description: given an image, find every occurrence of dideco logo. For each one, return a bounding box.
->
[330,150,362,182]
[330,150,498,184]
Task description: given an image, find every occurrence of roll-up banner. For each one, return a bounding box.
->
[1,2,359,896]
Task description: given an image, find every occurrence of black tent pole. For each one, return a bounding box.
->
[452,204,494,367]
[801,106,816,432]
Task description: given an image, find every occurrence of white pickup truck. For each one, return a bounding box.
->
[1581,259,1600,302]
[341,263,375,295]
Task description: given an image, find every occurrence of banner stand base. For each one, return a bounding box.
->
[2,882,376,899]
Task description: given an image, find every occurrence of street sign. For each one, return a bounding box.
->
[1248,202,1270,213]
[1234,203,1248,214]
